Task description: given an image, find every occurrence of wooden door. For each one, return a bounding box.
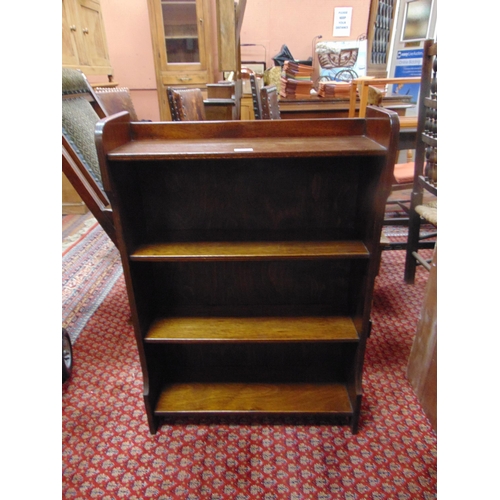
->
[62,0,81,67]
[77,0,112,71]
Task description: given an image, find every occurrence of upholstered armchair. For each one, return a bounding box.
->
[62,68,116,245]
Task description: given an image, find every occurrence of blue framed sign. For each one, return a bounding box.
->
[393,48,423,104]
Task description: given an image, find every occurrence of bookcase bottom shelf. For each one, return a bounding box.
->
[154,382,353,416]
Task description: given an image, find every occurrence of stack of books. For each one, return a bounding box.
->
[317,81,336,97]
[280,61,314,98]
[331,81,352,97]
[317,81,352,98]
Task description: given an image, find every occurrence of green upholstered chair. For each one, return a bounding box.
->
[62,68,117,245]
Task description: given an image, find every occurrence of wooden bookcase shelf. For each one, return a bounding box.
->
[145,315,360,342]
[130,240,370,261]
[155,382,353,415]
[96,109,399,434]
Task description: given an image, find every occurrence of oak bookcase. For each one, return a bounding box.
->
[95,109,399,434]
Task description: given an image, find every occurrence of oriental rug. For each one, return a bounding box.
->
[62,215,436,499]
[62,213,122,343]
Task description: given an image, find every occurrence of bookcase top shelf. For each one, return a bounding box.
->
[96,110,399,165]
[108,135,388,160]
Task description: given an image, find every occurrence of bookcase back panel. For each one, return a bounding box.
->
[110,157,383,242]
[131,260,367,315]
[152,342,357,383]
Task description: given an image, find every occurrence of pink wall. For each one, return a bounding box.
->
[94,0,371,120]
[240,0,371,69]
[94,0,161,121]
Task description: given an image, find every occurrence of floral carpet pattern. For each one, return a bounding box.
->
[62,216,436,499]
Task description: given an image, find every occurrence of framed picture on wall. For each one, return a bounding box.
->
[316,40,367,82]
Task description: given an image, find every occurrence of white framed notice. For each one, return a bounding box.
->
[333,7,352,37]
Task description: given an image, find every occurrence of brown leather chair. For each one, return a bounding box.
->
[94,87,139,121]
[166,87,180,121]
[167,87,206,121]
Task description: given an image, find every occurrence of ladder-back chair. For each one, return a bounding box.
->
[260,85,281,120]
[349,76,423,245]
[404,39,437,283]
[249,74,263,120]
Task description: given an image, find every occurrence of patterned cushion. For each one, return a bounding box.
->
[62,68,90,95]
[62,97,103,189]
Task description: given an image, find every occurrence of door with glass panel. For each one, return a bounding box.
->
[157,0,212,83]
[148,0,216,119]
[163,0,203,65]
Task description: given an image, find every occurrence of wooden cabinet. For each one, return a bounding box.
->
[95,108,399,434]
[62,0,113,78]
[407,245,437,432]
[148,0,217,120]
[62,173,88,215]
[148,0,246,121]
[240,95,255,120]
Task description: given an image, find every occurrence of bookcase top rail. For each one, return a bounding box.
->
[95,109,400,165]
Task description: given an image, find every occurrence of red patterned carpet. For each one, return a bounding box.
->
[62,215,436,499]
